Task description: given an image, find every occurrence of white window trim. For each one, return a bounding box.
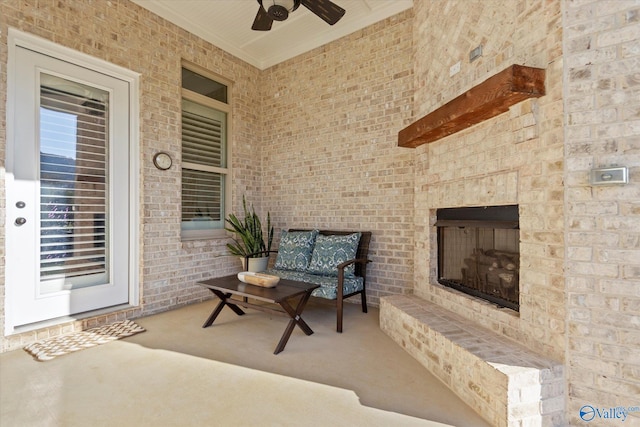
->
[6,28,141,314]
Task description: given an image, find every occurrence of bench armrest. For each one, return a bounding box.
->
[336,258,371,300]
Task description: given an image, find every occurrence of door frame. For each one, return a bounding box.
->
[4,28,141,334]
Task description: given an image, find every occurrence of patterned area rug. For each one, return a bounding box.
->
[23,320,146,361]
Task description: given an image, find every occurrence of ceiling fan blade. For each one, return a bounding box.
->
[251,6,273,31]
[300,0,345,25]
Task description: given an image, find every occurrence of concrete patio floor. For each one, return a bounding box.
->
[1,299,491,426]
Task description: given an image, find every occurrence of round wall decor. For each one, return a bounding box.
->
[153,152,172,170]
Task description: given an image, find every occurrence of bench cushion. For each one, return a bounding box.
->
[265,268,364,300]
[273,229,318,271]
[306,232,361,278]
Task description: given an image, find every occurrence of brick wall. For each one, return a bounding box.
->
[0,0,259,350]
[563,0,640,423]
[259,11,415,305]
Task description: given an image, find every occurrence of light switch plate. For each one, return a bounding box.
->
[590,166,629,185]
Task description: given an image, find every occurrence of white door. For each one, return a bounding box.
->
[5,40,134,331]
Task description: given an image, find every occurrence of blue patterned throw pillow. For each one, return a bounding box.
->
[273,230,319,271]
[307,233,361,278]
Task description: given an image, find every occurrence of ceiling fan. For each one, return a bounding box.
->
[252,0,346,31]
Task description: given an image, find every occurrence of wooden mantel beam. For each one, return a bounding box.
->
[398,65,546,148]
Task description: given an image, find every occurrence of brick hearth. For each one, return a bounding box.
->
[380,295,564,427]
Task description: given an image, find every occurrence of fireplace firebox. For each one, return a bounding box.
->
[436,205,520,311]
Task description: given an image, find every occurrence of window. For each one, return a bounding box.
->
[180,64,231,240]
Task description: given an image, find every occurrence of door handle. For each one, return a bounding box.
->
[15,217,26,226]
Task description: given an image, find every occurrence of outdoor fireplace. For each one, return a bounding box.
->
[436,205,520,311]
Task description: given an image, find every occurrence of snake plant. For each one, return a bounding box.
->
[225,196,274,258]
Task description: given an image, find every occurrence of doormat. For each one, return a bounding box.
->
[23,320,146,361]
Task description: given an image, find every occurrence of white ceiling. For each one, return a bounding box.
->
[130,0,413,70]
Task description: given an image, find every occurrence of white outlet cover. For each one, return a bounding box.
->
[449,61,461,76]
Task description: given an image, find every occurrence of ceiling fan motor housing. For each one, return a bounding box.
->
[267,4,289,21]
[262,0,300,21]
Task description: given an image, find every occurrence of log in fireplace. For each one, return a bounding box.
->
[436,205,520,311]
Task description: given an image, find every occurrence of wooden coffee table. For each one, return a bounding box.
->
[197,275,320,354]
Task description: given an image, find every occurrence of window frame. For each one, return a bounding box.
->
[180,62,232,241]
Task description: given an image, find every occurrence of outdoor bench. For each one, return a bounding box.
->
[245,229,371,333]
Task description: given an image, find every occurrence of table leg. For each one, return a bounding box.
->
[202,290,245,328]
[273,290,315,354]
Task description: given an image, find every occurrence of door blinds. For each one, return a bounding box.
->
[39,75,109,290]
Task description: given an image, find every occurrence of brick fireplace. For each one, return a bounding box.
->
[382,171,565,426]
[382,194,564,426]
[381,92,566,426]
[379,2,566,424]
[381,86,566,424]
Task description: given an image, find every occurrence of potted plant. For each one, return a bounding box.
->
[225,195,274,272]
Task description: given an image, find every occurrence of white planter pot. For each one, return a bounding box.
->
[241,256,269,273]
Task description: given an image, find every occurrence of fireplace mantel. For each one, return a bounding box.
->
[398,65,545,148]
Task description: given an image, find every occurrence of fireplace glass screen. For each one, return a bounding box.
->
[436,205,519,311]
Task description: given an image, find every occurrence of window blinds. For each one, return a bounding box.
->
[181,99,225,225]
